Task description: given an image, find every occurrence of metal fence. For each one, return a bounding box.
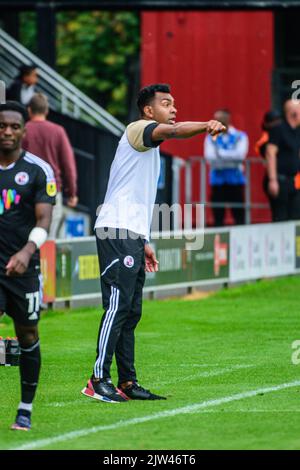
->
[172,156,270,227]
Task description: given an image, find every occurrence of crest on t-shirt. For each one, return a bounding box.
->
[124,255,134,268]
[15,172,29,186]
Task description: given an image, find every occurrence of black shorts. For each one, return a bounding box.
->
[0,274,41,326]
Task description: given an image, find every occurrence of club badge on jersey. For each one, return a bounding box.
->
[15,172,29,186]
[124,256,134,268]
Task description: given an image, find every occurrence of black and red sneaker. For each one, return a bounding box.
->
[117,382,166,400]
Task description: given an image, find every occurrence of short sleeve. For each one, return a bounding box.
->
[143,122,163,148]
[34,167,57,205]
[126,120,162,152]
[268,125,282,147]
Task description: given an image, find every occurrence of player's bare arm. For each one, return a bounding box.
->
[6,203,53,276]
[152,120,226,140]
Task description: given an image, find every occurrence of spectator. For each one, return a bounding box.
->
[255,110,282,158]
[264,99,300,222]
[6,64,38,106]
[204,109,249,226]
[22,93,78,238]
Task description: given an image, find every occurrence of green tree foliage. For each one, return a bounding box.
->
[20,11,140,123]
[19,12,38,54]
[56,11,140,122]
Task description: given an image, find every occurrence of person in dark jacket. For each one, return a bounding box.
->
[264,100,300,221]
[254,110,282,158]
[6,65,38,106]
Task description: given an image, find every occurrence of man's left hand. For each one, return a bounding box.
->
[145,244,159,273]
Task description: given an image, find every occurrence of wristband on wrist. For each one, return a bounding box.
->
[28,227,48,249]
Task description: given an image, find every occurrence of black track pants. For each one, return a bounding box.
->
[93,229,145,383]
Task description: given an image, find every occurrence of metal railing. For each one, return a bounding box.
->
[0,28,125,136]
[179,157,269,226]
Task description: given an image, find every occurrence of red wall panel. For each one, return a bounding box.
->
[141,11,274,223]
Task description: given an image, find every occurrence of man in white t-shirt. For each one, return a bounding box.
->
[81,84,226,403]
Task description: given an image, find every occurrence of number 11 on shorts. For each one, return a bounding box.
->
[26,291,40,313]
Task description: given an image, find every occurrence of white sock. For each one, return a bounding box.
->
[18,402,33,413]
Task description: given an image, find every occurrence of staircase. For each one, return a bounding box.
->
[0,27,125,136]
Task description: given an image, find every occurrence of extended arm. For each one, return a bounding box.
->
[152,120,226,141]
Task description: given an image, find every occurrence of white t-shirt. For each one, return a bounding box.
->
[21,85,35,106]
[94,119,162,241]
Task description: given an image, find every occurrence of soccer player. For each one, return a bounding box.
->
[0,101,56,430]
[82,84,225,403]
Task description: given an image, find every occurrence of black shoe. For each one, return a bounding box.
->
[81,377,127,403]
[11,411,31,431]
[118,382,166,400]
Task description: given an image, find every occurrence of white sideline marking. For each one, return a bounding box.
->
[198,409,300,413]
[159,364,253,385]
[45,365,253,408]
[46,399,88,408]
[178,363,232,367]
[11,380,300,451]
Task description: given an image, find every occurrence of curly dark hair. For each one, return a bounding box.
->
[137,83,171,115]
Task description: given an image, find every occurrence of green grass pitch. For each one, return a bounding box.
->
[1,276,300,450]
